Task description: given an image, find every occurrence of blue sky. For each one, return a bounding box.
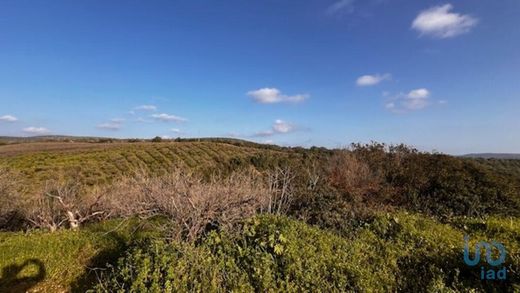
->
[0,0,519,154]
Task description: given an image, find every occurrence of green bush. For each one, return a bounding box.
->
[96,215,381,292]
[95,214,520,292]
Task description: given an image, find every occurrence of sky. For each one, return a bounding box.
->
[0,0,519,154]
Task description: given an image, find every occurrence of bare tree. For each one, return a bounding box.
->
[24,182,106,231]
[265,167,295,215]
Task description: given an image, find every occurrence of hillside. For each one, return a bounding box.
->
[1,141,520,291]
[463,153,520,159]
[0,140,310,191]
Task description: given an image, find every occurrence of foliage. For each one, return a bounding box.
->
[95,214,520,292]
[0,219,150,292]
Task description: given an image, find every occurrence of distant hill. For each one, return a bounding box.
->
[0,135,118,144]
[462,153,520,159]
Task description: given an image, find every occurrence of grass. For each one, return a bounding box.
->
[0,219,158,292]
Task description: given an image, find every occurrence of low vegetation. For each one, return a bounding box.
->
[0,140,519,291]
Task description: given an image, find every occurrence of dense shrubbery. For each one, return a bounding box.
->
[95,214,520,292]
[323,143,520,219]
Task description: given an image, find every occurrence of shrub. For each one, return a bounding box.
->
[95,215,375,292]
[102,169,273,241]
[94,239,252,293]
[22,181,106,232]
[151,136,163,143]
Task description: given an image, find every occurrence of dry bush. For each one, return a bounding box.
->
[265,167,296,215]
[103,168,278,241]
[24,181,106,232]
[327,150,384,201]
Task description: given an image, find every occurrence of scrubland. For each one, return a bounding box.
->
[0,140,519,292]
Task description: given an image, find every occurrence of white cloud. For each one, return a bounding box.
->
[273,119,295,133]
[327,0,355,14]
[356,74,391,86]
[412,4,478,38]
[134,105,157,111]
[247,88,309,104]
[0,115,18,122]
[23,127,50,135]
[97,122,122,130]
[151,113,187,122]
[385,88,432,113]
[170,128,182,134]
[407,88,430,99]
[254,119,296,137]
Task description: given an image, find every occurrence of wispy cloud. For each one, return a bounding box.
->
[356,73,391,86]
[97,118,124,130]
[254,130,275,137]
[412,4,478,38]
[97,122,122,130]
[247,88,309,104]
[134,105,157,111]
[23,127,50,135]
[151,113,187,122]
[327,0,355,14]
[0,115,18,122]
[136,117,151,123]
[254,119,297,137]
[385,88,433,113]
[272,119,295,133]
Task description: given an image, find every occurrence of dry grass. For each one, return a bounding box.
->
[0,168,23,229]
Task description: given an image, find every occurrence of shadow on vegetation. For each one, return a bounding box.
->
[0,259,46,293]
[70,233,128,293]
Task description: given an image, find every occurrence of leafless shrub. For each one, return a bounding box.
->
[24,181,106,231]
[103,168,272,241]
[327,150,384,201]
[265,167,295,215]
